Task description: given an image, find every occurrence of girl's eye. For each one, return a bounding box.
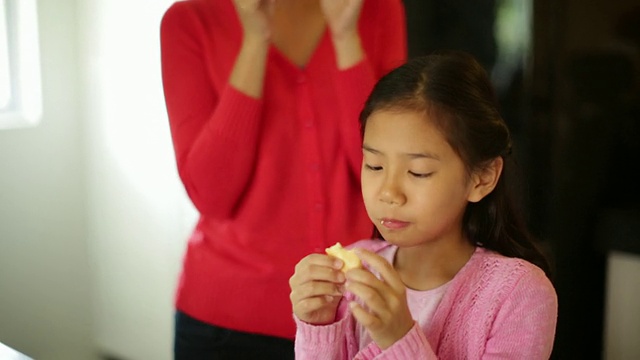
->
[364,164,383,171]
[409,171,432,178]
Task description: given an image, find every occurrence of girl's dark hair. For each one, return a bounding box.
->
[359,50,552,277]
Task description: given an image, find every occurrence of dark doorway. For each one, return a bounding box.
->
[403,0,640,358]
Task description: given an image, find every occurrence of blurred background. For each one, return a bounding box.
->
[0,0,638,359]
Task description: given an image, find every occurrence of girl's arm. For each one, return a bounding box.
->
[294,315,352,360]
[296,319,439,360]
[295,294,363,360]
[160,3,268,217]
[483,268,558,359]
[353,323,438,360]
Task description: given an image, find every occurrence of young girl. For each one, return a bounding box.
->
[289,51,558,359]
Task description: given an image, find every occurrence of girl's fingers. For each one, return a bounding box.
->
[354,248,406,293]
[294,295,337,314]
[291,279,343,303]
[349,301,381,329]
[305,263,345,284]
[289,253,346,312]
[290,254,344,286]
[343,249,407,318]
[295,253,344,273]
[345,278,387,313]
[343,266,392,307]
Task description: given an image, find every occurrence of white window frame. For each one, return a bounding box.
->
[0,0,42,130]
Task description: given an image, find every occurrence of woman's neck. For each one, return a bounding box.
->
[394,237,476,291]
[269,1,325,67]
[271,0,320,15]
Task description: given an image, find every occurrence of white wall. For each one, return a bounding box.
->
[1,0,196,359]
[605,252,640,360]
[79,0,197,359]
[0,0,94,359]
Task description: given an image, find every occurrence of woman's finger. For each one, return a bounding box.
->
[234,0,260,12]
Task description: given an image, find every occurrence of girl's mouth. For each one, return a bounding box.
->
[380,218,410,230]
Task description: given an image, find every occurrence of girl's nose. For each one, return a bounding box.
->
[379,177,405,205]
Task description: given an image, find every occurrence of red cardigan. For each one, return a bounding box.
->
[160,0,406,340]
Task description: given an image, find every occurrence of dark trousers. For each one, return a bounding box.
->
[174,311,295,360]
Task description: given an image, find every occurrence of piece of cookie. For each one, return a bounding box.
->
[325,242,361,272]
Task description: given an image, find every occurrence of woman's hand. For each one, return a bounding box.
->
[290,254,346,325]
[232,0,276,41]
[320,0,364,39]
[320,0,364,68]
[346,249,415,349]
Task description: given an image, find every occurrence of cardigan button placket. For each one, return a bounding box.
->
[296,70,325,246]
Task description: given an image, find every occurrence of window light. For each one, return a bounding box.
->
[0,0,42,130]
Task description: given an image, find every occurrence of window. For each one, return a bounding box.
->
[0,0,42,129]
[0,2,11,108]
[492,0,532,93]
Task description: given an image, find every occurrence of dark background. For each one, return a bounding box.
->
[403,0,640,359]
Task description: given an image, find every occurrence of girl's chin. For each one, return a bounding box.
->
[378,234,409,245]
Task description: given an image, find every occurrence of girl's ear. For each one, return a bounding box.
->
[467,157,503,203]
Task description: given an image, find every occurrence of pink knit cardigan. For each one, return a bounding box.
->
[294,239,558,359]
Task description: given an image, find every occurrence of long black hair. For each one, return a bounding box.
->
[359,50,552,277]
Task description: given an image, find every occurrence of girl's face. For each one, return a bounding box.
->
[361,109,477,248]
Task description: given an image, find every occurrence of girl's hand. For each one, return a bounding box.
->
[320,0,364,39]
[346,249,415,349]
[289,254,346,325]
[232,0,276,41]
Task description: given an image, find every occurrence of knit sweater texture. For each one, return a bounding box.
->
[160,0,407,339]
[295,239,558,359]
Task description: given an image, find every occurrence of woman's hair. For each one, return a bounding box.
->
[359,50,552,277]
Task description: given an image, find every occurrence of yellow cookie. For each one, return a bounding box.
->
[325,242,361,272]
